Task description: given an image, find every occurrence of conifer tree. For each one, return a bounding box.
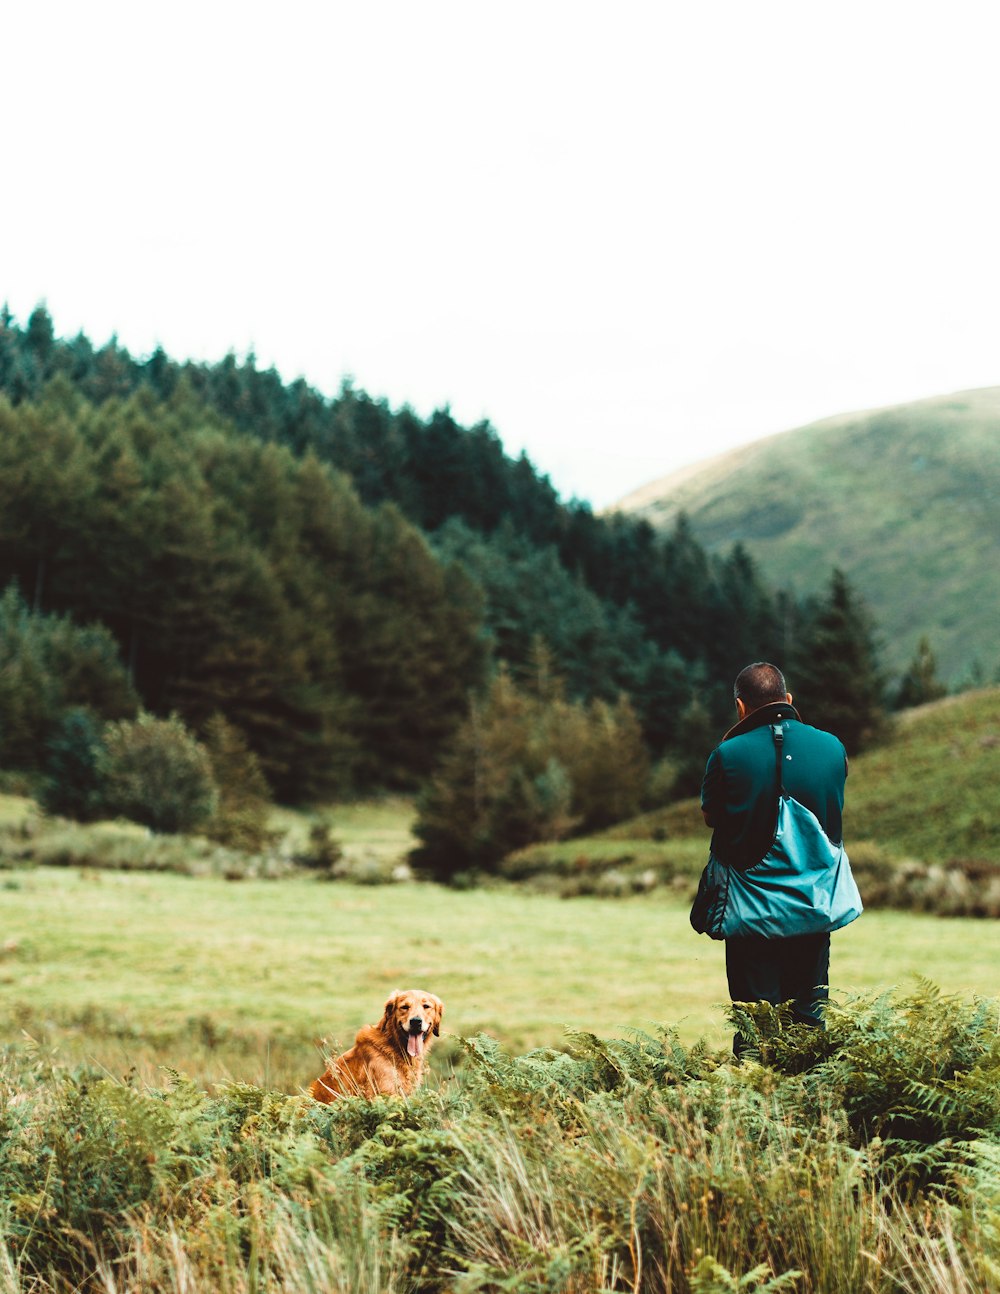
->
[40,708,104,821]
[671,695,719,798]
[0,584,138,771]
[894,636,948,710]
[201,714,273,851]
[790,568,887,754]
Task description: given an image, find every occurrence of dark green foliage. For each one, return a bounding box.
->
[201,714,273,852]
[729,983,1000,1191]
[790,568,888,754]
[39,707,104,820]
[0,378,485,799]
[893,635,948,710]
[97,712,219,834]
[0,582,138,772]
[0,308,807,781]
[411,665,650,880]
[670,695,720,798]
[432,519,685,747]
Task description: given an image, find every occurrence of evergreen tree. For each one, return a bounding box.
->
[39,708,104,821]
[670,696,719,798]
[894,636,948,710]
[0,583,138,771]
[25,304,56,376]
[705,543,778,679]
[790,568,888,754]
[432,518,660,711]
[201,714,273,851]
[631,649,695,756]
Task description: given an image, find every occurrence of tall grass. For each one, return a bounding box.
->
[0,984,997,1292]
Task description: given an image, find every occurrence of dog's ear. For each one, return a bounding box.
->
[431,995,444,1037]
[379,992,399,1034]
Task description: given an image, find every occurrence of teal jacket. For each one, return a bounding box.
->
[701,701,848,872]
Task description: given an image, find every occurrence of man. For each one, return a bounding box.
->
[700,661,849,1054]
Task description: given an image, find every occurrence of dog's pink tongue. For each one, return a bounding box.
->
[407,1032,424,1058]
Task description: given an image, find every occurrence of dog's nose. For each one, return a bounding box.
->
[408,1017,424,1034]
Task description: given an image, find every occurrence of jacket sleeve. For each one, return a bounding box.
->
[701,747,724,828]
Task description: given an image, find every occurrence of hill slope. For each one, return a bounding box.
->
[511,687,1000,886]
[616,386,1000,683]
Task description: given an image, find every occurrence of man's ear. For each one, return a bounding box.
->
[735,697,749,721]
[785,692,793,705]
[379,993,398,1033]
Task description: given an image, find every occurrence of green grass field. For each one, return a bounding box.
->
[3,686,1000,1103]
[1,867,996,1094]
[2,794,998,1292]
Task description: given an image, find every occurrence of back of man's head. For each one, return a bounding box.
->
[734,662,788,713]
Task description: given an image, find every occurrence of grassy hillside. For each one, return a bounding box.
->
[615,385,1000,683]
[510,687,1000,914]
[846,686,1000,859]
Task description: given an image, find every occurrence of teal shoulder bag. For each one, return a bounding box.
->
[691,723,863,940]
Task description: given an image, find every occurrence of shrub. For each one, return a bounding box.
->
[38,706,104,820]
[97,712,218,834]
[411,668,649,881]
[201,713,273,851]
[295,820,345,871]
[0,986,998,1292]
[0,816,300,878]
[848,839,1000,917]
[0,582,138,772]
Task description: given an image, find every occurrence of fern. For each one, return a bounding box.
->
[0,986,998,1292]
[689,1258,803,1293]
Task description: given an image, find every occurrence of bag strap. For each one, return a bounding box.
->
[772,722,785,798]
[760,722,786,856]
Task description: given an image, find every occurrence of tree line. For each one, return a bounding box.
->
[0,305,903,843]
[0,376,483,800]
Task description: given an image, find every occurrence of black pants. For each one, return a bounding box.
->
[725,932,830,1056]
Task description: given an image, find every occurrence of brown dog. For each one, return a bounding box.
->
[309,989,444,1101]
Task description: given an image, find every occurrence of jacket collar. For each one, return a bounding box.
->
[721,699,801,742]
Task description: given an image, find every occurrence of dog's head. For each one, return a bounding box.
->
[379,989,444,1059]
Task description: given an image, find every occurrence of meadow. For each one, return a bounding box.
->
[2,868,999,1095]
[0,866,997,1292]
[1,760,999,1292]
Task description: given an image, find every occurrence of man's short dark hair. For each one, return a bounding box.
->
[734,662,788,712]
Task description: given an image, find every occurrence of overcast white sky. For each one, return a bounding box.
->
[4,2,999,508]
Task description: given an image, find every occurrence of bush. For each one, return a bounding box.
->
[38,707,104,820]
[0,582,138,772]
[411,667,650,882]
[201,713,273,851]
[97,712,218,834]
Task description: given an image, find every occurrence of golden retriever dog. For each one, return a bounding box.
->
[309,989,444,1101]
